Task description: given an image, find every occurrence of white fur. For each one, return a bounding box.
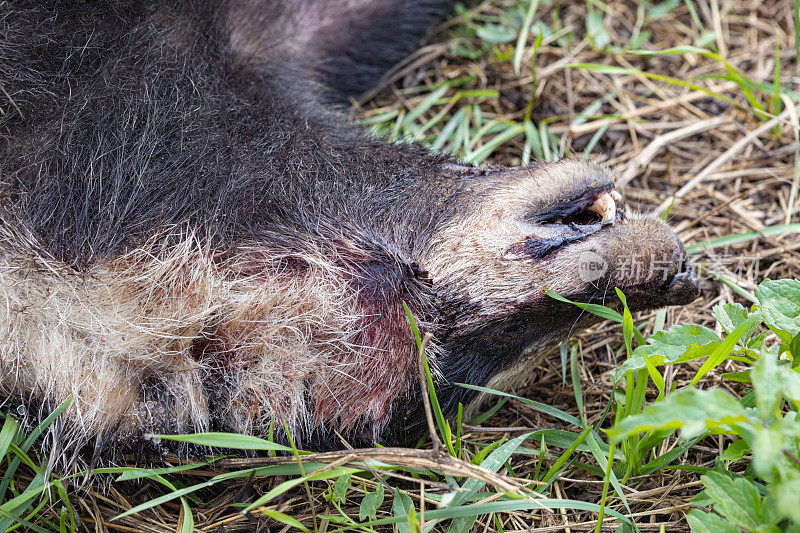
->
[0,224,417,453]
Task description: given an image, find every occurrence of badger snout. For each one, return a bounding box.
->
[585,216,700,309]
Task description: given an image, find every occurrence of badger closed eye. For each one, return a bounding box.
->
[0,0,699,460]
[511,188,626,259]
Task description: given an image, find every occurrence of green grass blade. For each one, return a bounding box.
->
[0,415,20,464]
[0,397,72,505]
[333,498,633,530]
[695,264,756,303]
[690,312,763,386]
[448,432,534,533]
[401,86,449,128]
[465,123,524,164]
[584,434,631,514]
[513,0,540,75]
[641,438,699,475]
[152,432,295,452]
[115,462,211,482]
[569,63,739,108]
[456,383,583,427]
[685,223,800,254]
[259,510,311,532]
[432,107,467,151]
[243,467,361,514]
[545,290,624,322]
[468,397,508,426]
[540,427,592,484]
[570,344,586,425]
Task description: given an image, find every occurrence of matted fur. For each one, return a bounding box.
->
[0,224,440,453]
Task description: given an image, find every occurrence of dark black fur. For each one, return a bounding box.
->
[1,1,455,265]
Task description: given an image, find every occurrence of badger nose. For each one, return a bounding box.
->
[662,252,700,306]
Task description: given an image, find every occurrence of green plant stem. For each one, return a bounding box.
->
[595,444,616,533]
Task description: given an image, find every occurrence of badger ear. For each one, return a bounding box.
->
[224,0,452,102]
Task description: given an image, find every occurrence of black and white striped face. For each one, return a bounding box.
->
[424,160,697,311]
[388,160,699,429]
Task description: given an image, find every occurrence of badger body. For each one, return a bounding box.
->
[0,1,698,456]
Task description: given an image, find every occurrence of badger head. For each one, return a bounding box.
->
[381,159,699,441]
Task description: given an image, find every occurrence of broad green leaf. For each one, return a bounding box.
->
[784,368,800,403]
[608,389,749,443]
[751,351,785,415]
[331,473,351,504]
[476,24,516,43]
[771,479,800,524]
[392,488,415,533]
[713,303,752,335]
[789,331,800,359]
[613,324,721,380]
[720,439,750,462]
[752,349,800,410]
[701,472,764,530]
[756,279,800,337]
[407,506,421,533]
[750,414,800,479]
[359,483,384,522]
[691,489,715,508]
[686,509,740,533]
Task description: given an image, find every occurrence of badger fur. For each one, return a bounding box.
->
[0,0,699,458]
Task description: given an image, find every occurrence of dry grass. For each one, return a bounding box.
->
[8,1,800,531]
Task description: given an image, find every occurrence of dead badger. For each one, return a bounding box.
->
[0,0,698,455]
